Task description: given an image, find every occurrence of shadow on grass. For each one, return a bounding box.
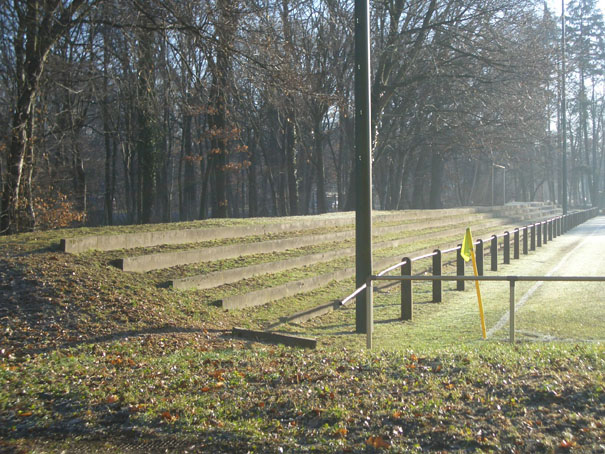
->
[25,325,230,356]
[1,412,270,454]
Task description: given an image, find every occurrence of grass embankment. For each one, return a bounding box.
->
[0,216,603,453]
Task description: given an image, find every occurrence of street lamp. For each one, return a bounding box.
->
[491,164,506,206]
[561,0,568,214]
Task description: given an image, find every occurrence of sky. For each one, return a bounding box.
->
[547,0,605,16]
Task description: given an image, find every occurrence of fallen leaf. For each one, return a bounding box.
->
[161,411,178,421]
[128,404,146,413]
[367,436,390,449]
[334,427,347,438]
[106,395,119,404]
[559,439,576,449]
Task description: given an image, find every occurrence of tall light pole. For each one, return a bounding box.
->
[561,0,568,214]
[354,0,372,333]
[492,164,506,206]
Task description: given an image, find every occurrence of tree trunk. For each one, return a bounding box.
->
[313,117,327,214]
[411,152,428,209]
[247,131,258,217]
[182,113,196,220]
[429,150,444,209]
[284,110,298,215]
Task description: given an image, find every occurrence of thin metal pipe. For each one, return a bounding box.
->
[371,275,605,282]
[509,279,516,344]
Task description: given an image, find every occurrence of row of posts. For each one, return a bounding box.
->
[399,208,599,321]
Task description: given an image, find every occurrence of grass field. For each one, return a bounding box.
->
[0,216,603,453]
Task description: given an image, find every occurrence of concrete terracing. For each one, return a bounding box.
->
[61,207,494,254]
[61,203,562,318]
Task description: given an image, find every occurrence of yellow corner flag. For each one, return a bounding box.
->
[461,228,487,339]
[461,228,473,262]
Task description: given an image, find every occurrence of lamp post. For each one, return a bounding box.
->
[492,164,506,206]
[561,0,568,214]
[354,0,372,333]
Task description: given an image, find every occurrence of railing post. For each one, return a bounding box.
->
[513,228,520,259]
[476,239,484,276]
[456,246,465,291]
[503,231,510,264]
[432,249,442,303]
[563,215,568,233]
[542,221,547,245]
[490,235,498,271]
[548,219,553,241]
[509,278,515,344]
[401,257,412,320]
[553,218,558,238]
[523,226,528,255]
[530,224,536,250]
[537,222,542,247]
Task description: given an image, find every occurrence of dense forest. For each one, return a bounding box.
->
[0,0,604,233]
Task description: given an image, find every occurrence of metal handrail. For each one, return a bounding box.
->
[353,207,600,348]
[341,208,598,308]
[372,275,605,282]
[365,273,605,348]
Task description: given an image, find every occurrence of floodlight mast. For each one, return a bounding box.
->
[561,0,568,214]
[354,0,373,333]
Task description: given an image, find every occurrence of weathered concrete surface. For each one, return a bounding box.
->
[220,268,353,309]
[121,230,355,272]
[62,207,493,253]
[169,213,501,287]
[269,212,572,325]
[125,213,501,273]
[171,248,352,290]
[232,327,317,348]
[218,220,522,310]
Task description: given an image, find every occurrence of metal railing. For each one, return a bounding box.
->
[364,274,605,348]
[338,206,600,348]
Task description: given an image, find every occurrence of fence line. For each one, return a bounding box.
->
[365,274,605,348]
[343,206,600,348]
[342,207,598,308]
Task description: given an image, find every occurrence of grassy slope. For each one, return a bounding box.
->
[0,216,603,454]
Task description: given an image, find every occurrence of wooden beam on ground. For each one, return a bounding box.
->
[232,327,317,349]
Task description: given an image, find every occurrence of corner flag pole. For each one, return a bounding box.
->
[461,228,487,339]
[469,247,487,339]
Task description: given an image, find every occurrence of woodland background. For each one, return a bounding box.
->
[0,0,604,233]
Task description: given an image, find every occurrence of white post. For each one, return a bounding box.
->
[503,168,506,205]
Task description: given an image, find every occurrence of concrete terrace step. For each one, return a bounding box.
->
[171,215,505,290]
[121,212,500,272]
[217,205,565,312]
[62,207,496,254]
[219,220,522,310]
